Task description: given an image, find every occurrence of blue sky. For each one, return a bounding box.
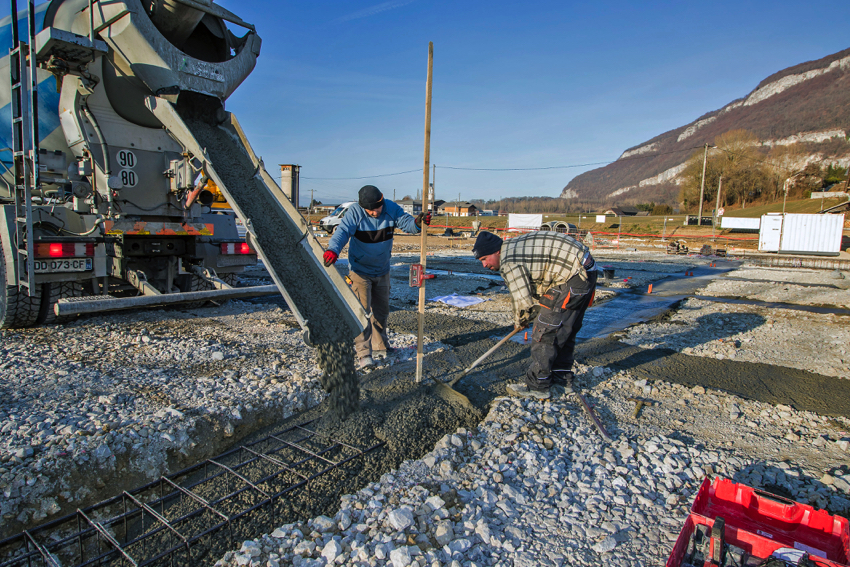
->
[5,1,850,205]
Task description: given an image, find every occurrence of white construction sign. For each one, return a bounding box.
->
[508,214,543,231]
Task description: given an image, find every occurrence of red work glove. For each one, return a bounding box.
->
[416,212,432,227]
[323,250,338,266]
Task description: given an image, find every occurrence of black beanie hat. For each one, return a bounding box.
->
[359,185,384,210]
[473,231,503,259]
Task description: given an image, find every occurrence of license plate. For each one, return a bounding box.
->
[33,258,93,273]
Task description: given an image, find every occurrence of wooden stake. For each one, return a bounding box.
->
[416,42,433,383]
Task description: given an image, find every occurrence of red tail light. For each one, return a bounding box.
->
[220,243,254,255]
[35,243,95,258]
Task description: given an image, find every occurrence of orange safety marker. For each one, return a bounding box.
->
[648,283,653,294]
[524,331,528,341]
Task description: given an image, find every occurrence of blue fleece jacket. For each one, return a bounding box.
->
[327,200,421,277]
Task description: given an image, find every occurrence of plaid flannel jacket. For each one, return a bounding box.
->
[499,231,592,323]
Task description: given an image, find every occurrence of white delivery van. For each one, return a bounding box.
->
[319,202,356,234]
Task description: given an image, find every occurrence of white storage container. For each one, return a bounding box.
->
[721,217,761,231]
[780,213,845,256]
[758,214,783,252]
[759,213,845,255]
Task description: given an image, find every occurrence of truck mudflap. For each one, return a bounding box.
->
[145,95,368,346]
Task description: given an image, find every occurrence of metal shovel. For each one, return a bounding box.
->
[449,326,523,387]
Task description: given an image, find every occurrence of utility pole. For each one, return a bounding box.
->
[617,216,621,249]
[394,188,396,201]
[697,143,709,226]
[457,191,461,217]
[415,41,433,384]
[712,176,722,241]
[310,186,314,217]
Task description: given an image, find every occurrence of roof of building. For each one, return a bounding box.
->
[604,206,640,216]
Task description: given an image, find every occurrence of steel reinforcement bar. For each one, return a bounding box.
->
[0,423,383,567]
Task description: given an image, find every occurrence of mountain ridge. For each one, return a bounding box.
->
[561,48,850,206]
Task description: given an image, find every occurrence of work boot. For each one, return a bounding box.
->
[372,347,396,360]
[357,356,374,370]
[550,370,575,392]
[524,372,552,392]
[507,383,550,400]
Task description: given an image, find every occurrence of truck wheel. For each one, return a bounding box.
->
[326,226,334,235]
[0,242,42,329]
[39,281,84,325]
[181,273,238,308]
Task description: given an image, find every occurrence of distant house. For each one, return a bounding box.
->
[314,204,339,213]
[603,206,639,216]
[397,198,444,214]
[397,199,423,215]
[442,201,478,217]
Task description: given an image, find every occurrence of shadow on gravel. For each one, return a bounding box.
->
[579,337,850,419]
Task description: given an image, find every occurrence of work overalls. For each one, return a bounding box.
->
[526,254,598,387]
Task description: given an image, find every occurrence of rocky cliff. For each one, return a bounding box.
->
[561,48,850,206]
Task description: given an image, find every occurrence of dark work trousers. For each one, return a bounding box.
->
[527,269,598,382]
[349,270,391,359]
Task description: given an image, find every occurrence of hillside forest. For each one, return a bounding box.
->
[677,130,849,213]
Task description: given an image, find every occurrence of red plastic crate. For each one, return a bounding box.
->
[667,477,850,567]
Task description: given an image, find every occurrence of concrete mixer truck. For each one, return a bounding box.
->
[0,0,368,346]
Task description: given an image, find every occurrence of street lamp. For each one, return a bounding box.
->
[782,171,805,215]
[662,217,675,241]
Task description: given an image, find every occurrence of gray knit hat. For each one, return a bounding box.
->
[472,231,503,259]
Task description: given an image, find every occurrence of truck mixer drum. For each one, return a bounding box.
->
[144,0,210,48]
[1,0,368,348]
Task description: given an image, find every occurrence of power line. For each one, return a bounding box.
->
[438,161,613,171]
[280,145,703,180]
[300,168,421,180]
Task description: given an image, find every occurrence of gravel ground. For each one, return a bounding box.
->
[0,302,447,536]
[211,256,850,567]
[3,243,850,567]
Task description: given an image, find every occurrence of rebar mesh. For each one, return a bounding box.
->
[0,422,383,567]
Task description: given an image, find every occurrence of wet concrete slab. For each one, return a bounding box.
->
[578,337,850,419]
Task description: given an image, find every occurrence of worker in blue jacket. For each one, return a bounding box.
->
[323,185,431,369]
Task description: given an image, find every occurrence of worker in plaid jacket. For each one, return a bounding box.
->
[473,230,598,398]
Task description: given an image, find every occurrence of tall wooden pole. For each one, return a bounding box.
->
[416,42,433,383]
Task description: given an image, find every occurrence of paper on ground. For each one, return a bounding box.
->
[429,293,488,308]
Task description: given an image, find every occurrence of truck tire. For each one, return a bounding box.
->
[39,280,84,325]
[181,273,239,308]
[0,243,42,329]
[326,226,334,235]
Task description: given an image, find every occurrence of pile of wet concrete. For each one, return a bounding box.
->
[231,311,528,521]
